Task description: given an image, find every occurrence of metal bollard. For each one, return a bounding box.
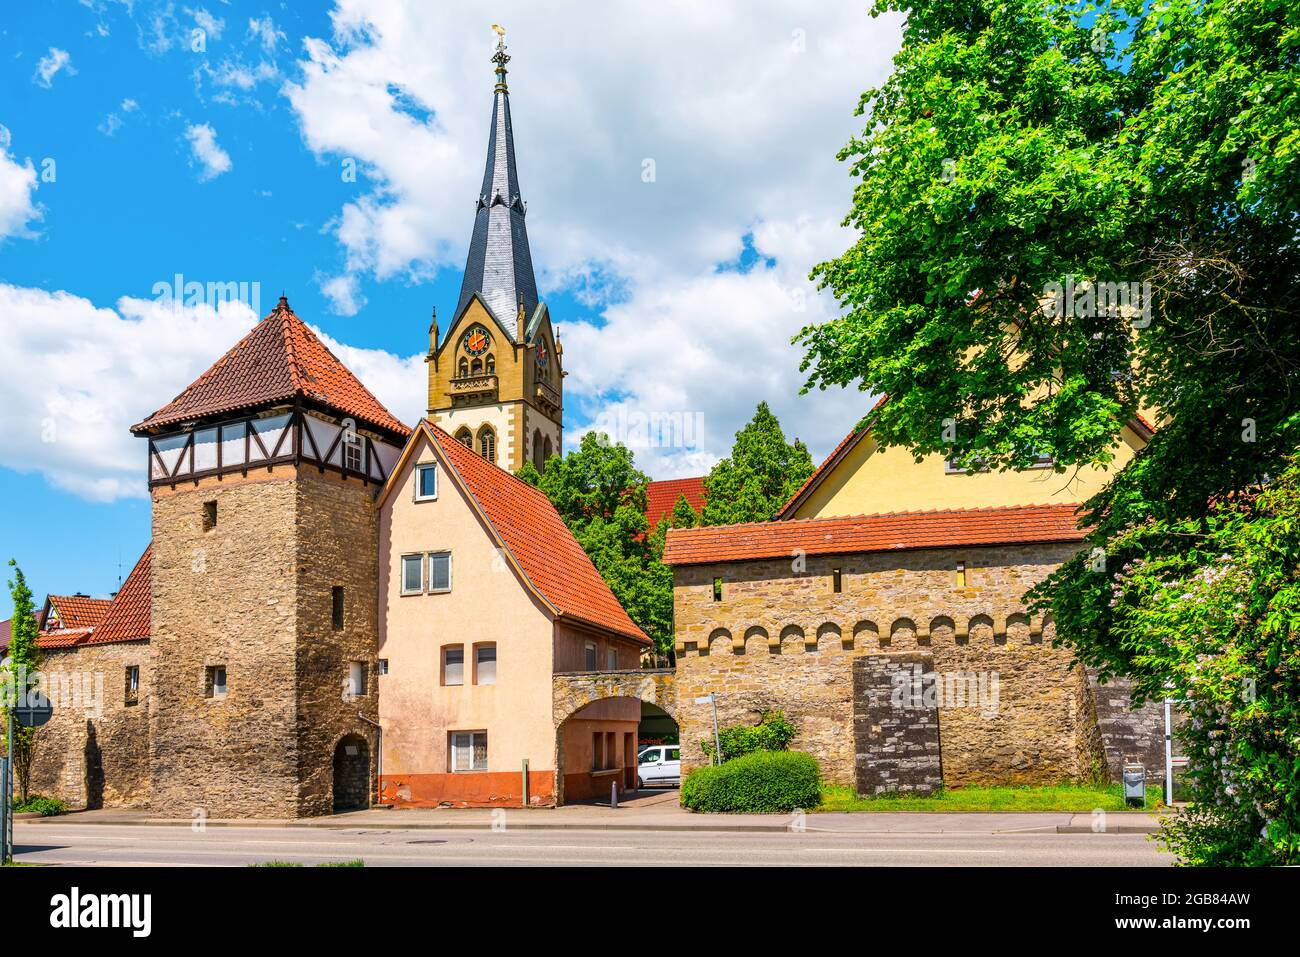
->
[610,780,619,809]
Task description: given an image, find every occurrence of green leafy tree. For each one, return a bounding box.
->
[4,560,41,804]
[668,494,699,529]
[519,434,674,655]
[702,403,814,526]
[802,0,1299,864]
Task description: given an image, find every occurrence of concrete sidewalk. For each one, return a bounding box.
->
[22,790,1165,835]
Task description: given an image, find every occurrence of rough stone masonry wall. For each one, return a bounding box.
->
[674,543,1110,788]
[28,641,151,808]
[853,654,943,795]
[293,469,380,816]
[149,472,302,818]
[1088,671,1167,784]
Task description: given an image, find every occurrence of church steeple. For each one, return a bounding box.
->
[455,26,539,337]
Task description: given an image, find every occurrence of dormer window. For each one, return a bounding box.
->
[343,430,363,472]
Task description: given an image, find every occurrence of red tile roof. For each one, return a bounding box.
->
[663,503,1087,566]
[412,422,649,645]
[646,476,706,529]
[44,594,113,631]
[88,546,151,645]
[36,628,96,649]
[132,297,410,438]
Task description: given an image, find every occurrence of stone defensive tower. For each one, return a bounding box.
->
[131,297,410,817]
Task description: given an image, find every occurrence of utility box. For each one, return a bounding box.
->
[1123,762,1146,808]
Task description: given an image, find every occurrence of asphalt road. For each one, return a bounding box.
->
[14,821,1169,867]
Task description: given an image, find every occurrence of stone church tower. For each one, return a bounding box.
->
[131,298,410,817]
[427,32,563,474]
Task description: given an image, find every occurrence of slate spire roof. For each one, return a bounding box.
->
[454,33,539,335]
[132,296,409,438]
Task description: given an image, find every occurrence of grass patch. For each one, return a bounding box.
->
[250,859,365,867]
[817,782,1165,813]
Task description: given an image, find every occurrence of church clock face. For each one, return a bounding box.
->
[463,327,491,356]
[535,340,547,369]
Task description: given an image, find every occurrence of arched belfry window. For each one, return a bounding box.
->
[471,357,483,375]
[485,354,495,375]
[458,358,469,377]
[455,428,473,449]
[477,426,497,464]
[532,429,544,470]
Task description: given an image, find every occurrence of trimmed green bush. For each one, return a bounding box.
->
[14,795,67,817]
[702,709,797,762]
[681,750,822,813]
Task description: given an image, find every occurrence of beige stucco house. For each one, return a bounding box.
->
[376,420,651,806]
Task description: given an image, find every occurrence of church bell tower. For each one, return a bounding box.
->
[427,27,563,474]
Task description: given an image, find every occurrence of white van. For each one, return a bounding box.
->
[636,745,681,788]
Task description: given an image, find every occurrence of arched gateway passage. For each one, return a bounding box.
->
[553,670,677,805]
[332,734,371,812]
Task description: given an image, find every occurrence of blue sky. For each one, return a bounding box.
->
[0,1,902,602]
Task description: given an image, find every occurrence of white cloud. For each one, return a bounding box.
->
[187,6,225,40]
[318,272,367,317]
[33,48,75,88]
[184,122,232,180]
[99,99,138,136]
[248,14,286,53]
[0,283,423,502]
[283,1,902,473]
[310,326,424,427]
[0,125,42,241]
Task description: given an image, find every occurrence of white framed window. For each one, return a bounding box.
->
[378,658,389,676]
[343,433,363,472]
[584,640,598,671]
[475,644,496,685]
[450,731,488,772]
[443,646,465,686]
[401,554,423,595]
[415,463,438,501]
[347,661,367,697]
[606,646,618,670]
[205,665,226,699]
[124,665,140,706]
[429,551,452,592]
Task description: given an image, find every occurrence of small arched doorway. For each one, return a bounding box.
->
[332,734,371,812]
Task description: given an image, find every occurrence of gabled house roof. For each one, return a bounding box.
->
[33,545,152,650]
[776,395,1157,520]
[42,594,113,631]
[663,503,1087,566]
[646,476,706,529]
[380,421,650,645]
[88,546,152,645]
[132,297,410,439]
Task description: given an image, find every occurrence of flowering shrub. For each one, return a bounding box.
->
[1046,459,1300,865]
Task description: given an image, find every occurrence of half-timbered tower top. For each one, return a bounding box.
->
[132,296,410,488]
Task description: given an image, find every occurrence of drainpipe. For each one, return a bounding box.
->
[357,712,382,806]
